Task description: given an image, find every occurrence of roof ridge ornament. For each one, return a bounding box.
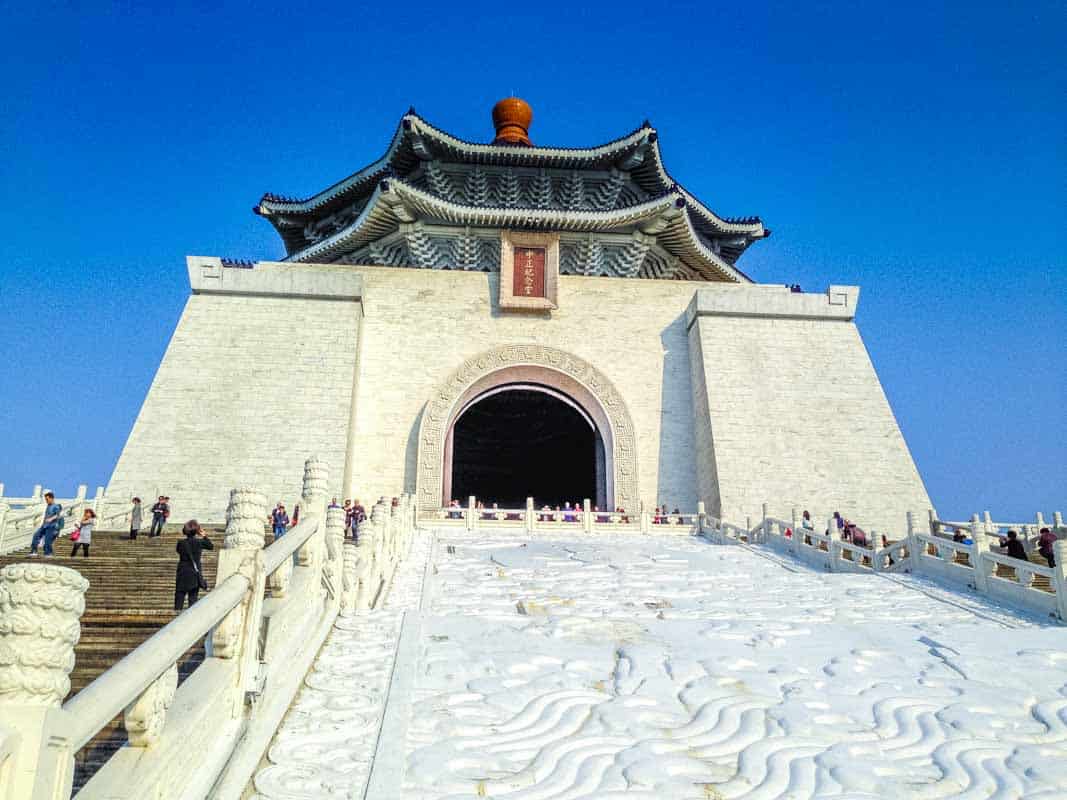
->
[491,97,533,146]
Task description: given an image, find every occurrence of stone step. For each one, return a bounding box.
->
[0,529,232,794]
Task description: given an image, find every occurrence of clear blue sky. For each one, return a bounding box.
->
[0,2,1063,522]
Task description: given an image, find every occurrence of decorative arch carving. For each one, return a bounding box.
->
[416,345,639,514]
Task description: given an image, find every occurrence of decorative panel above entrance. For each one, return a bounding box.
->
[499,231,559,311]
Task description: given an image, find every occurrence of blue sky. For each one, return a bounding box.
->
[0,1,1063,521]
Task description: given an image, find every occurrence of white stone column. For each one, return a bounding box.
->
[323,505,346,606]
[970,513,990,593]
[525,497,534,533]
[0,563,89,800]
[583,499,593,534]
[296,458,329,569]
[209,489,267,665]
[467,496,477,532]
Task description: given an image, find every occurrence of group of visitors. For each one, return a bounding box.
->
[28,492,99,558]
[830,510,870,546]
[998,527,1058,568]
[652,506,683,524]
[331,498,367,540]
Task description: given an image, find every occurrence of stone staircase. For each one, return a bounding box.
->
[0,527,222,792]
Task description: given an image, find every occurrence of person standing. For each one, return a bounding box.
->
[174,520,213,611]
[150,496,169,537]
[270,503,289,539]
[29,492,64,557]
[70,509,95,557]
[1001,530,1028,561]
[1038,527,1057,568]
[352,499,366,541]
[130,497,143,540]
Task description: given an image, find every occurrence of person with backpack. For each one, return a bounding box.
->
[174,520,213,611]
[70,508,95,557]
[29,492,65,557]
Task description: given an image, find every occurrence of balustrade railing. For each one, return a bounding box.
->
[698,504,1067,623]
[0,457,419,800]
[429,497,703,534]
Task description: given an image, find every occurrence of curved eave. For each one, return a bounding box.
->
[255,117,411,218]
[256,113,655,219]
[287,179,750,283]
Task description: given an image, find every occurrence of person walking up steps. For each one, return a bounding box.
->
[70,508,95,557]
[150,496,169,537]
[270,503,289,540]
[29,492,64,557]
[130,497,143,540]
[174,520,213,611]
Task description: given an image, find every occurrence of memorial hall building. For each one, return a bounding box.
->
[107,99,931,533]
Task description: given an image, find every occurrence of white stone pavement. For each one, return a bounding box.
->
[255,529,1067,799]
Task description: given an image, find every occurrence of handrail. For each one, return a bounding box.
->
[984,550,1054,575]
[63,572,250,750]
[262,515,320,574]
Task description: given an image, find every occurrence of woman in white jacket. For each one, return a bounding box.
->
[71,509,95,557]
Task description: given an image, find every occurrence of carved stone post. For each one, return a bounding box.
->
[341,540,359,612]
[1054,512,1064,533]
[467,496,476,532]
[296,458,329,569]
[583,499,593,534]
[124,664,178,747]
[970,513,990,593]
[825,517,837,572]
[209,489,266,660]
[0,563,89,800]
[354,511,380,611]
[526,497,534,533]
[1053,540,1067,622]
[323,505,346,605]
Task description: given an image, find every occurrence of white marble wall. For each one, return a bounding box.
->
[107,260,362,522]
[107,258,930,531]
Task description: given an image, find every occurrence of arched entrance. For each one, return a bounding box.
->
[446,384,606,508]
[416,345,639,514]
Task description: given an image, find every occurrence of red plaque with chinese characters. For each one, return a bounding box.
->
[513,247,546,298]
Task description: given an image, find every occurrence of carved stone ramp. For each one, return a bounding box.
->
[250,530,433,799]
[255,528,1067,799]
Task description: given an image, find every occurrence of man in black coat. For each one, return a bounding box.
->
[1001,530,1029,561]
[175,520,214,611]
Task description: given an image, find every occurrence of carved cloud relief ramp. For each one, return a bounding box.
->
[404,532,1067,799]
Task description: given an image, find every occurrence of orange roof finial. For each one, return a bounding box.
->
[492,97,533,146]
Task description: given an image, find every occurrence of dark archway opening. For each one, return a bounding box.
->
[450,386,601,509]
